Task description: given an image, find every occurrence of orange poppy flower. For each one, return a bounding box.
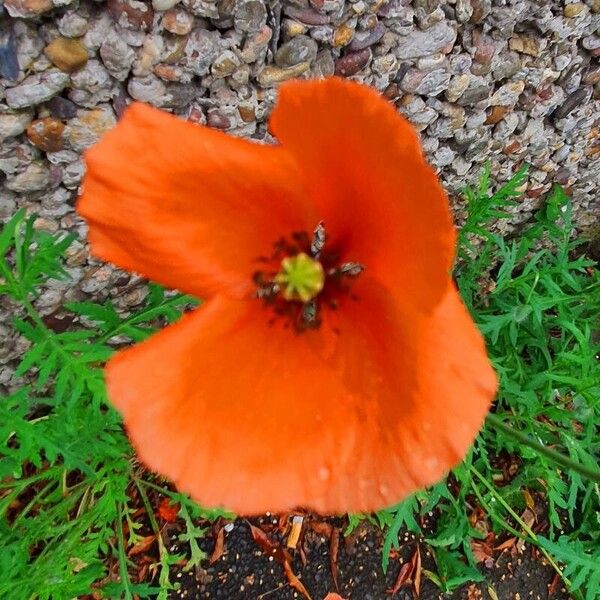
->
[77,77,497,515]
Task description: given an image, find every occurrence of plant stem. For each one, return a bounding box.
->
[485,413,600,483]
[469,466,575,596]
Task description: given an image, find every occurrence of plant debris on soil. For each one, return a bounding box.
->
[162,516,571,600]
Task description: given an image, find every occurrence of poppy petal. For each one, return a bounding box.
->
[312,279,497,508]
[269,77,456,314]
[108,282,495,515]
[78,103,314,299]
[106,296,357,515]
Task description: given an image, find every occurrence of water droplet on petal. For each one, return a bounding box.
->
[425,456,439,471]
[318,466,330,481]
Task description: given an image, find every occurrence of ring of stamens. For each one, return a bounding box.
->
[254,221,364,330]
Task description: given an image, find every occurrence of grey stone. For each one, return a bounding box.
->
[70,60,113,95]
[128,75,167,104]
[234,0,267,33]
[0,110,34,139]
[445,73,470,102]
[490,81,525,106]
[40,186,73,216]
[48,96,79,119]
[83,12,116,52]
[57,11,90,38]
[5,71,70,109]
[454,0,473,23]
[13,21,44,74]
[433,145,456,166]
[491,51,522,81]
[64,105,117,151]
[400,67,450,96]
[61,159,85,189]
[0,141,40,175]
[0,192,17,219]
[393,21,456,59]
[183,29,220,76]
[181,0,219,18]
[275,35,318,68]
[582,35,600,50]
[100,33,136,81]
[347,22,386,51]
[456,76,490,106]
[553,87,593,120]
[47,150,80,164]
[493,112,519,140]
[6,161,50,192]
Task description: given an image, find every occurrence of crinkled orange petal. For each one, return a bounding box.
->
[78,103,315,299]
[107,280,495,515]
[270,77,456,314]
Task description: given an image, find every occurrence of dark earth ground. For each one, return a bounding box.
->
[164,517,571,600]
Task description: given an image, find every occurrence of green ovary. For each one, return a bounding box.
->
[274,252,325,303]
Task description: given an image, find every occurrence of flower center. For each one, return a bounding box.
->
[254,222,364,331]
[274,253,325,302]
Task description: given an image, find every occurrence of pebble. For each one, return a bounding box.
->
[553,87,593,120]
[485,105,509,125]
[234,0,267,33]
[57,12,90,38]
[44,37,89,73]
[564,3,586,18]
[212,50,240,78]
[0,111,34,140]
[394,21,456,59]
[457,76,491,106]
[100,33,136,81]
[4,0,52,18]
[492,51,522,80]
[162,9,195,35]
[445,74,471,102]
[241,25,272,63]
[347,22,385,51]
[275,35,318,68]
[69,60,114,106]
[65,106,117,151]
[183,28,219,76]
[490,80,525,106]
[400,68,451,96]
[257,62,311,86]
[285,6,330,26]
[509,35,545,57]
[333,24,354,47]
[0,19,20,81]
[27,118,66,152]
[334,48,371,76]
[153,0,181,10]
[6,161,50,192]
[107,0,154,31]
[48,96,79,119]
[5,71,70,109]
[582,35,600,51]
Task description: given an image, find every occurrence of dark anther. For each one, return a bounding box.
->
[310,221,326,259]
[301,299,319,328]
[329,262,365,278]
[256,282,280,299]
